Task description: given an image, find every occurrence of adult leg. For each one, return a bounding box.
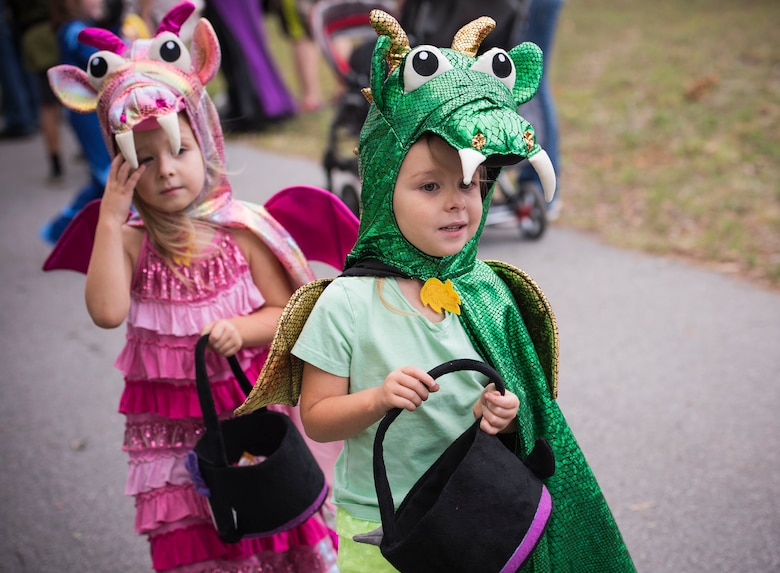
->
[515,0,564,213]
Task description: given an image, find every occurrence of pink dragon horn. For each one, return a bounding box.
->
[77,28,127,54]
[157,1,197,35]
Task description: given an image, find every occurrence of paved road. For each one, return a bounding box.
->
[1,130,779,572]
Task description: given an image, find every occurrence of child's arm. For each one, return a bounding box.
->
[472,383,520,435]
[202,229,295,356]
[299,362,441,443]
[85,155,145,328]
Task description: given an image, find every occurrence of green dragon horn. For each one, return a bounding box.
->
[369,9,410,72]
[451,17,496,58]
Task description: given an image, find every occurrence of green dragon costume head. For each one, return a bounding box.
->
[346,10,555,281]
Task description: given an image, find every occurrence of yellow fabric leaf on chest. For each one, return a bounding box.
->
[420,278,461,315]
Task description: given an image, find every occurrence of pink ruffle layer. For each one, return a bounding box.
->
[150,519,332,571]
[159,541,338,573]
[128,271,264,337]
[119,350,265,418]
[116,331,267,382]
[135,483,212,533]
[126,451,191,495]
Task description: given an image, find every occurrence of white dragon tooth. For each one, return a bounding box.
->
[157,112,181,155]
[458,148,487,185]
[528,149,556,202]
[115,130,138,169]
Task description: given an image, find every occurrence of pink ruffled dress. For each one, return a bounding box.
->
[116,229,338,573]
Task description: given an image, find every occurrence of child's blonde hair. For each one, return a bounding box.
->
[131,129,226,269]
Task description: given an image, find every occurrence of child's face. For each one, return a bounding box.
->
[132,114,205,214]
[393,136,483,258]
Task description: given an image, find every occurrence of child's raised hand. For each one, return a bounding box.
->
[202,319,243,357]
[473,383,520,435]
[378,366,440,412]
[101,154,144,224]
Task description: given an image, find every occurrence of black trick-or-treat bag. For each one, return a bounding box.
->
[354,359,556,572]
[186,335,328,543]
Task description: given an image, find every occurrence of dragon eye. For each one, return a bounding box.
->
[149,32,191,72]
[471,48,516,92]
[86,50,126,90]
[403,46,453,93]
[160,39,181,62]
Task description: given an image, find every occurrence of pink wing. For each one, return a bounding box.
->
[42,199,105,273]
[264,185,358,270]
[42,187,359,273]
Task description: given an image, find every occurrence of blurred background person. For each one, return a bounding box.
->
[8,0,64,181]
[514,0,564,220]
[0,0,39,139]
[263,0,323,112]
[204,0,297,133]
[40,0,122,244]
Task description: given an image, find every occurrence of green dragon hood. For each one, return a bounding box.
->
[346,11,556,280]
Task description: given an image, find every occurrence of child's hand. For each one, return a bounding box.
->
[101,154,144,224]
[377,366,440,412]
[202,319,243,357]
[473,383,520,435]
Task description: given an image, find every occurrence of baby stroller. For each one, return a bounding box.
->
[310,0,548,239]
[310,0,393,215]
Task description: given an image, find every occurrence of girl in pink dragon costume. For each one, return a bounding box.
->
[47,2,339,571]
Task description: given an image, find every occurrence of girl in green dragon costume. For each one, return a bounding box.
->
[236,10,635,572]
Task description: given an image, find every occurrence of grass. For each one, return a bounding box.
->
[223,1,780,289]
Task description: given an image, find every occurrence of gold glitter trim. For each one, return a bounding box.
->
[361,87,373,103]
[486,260,558,398]
[523,130,535,152]
[472,133,486,150]
[451,17,496,58]
[369,10,410,73]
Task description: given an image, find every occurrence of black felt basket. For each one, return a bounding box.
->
[363,359,554,572]
[188,335,328,543]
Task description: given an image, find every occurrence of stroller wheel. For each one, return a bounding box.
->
[516,181,547,240]
[339,183,361,217]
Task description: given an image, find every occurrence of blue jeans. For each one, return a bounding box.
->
[515,0,564,201]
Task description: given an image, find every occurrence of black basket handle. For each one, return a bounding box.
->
[373,358,506,540]
[194,334,256,468]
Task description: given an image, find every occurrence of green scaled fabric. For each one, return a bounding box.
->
[345,11,636,572]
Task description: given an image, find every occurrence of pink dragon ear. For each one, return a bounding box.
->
[190,18,220,85]
[157,1,197,35]
[47,65,99,112]
[77,27,127,54]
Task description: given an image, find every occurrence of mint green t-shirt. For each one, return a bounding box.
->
[292,276,487,522]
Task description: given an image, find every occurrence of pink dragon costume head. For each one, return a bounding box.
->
[47,1,313,287]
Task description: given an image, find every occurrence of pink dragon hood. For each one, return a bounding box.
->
[47,1,313,286]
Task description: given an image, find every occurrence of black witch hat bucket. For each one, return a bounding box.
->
[355,359,555,572]
[186,335,328,543]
